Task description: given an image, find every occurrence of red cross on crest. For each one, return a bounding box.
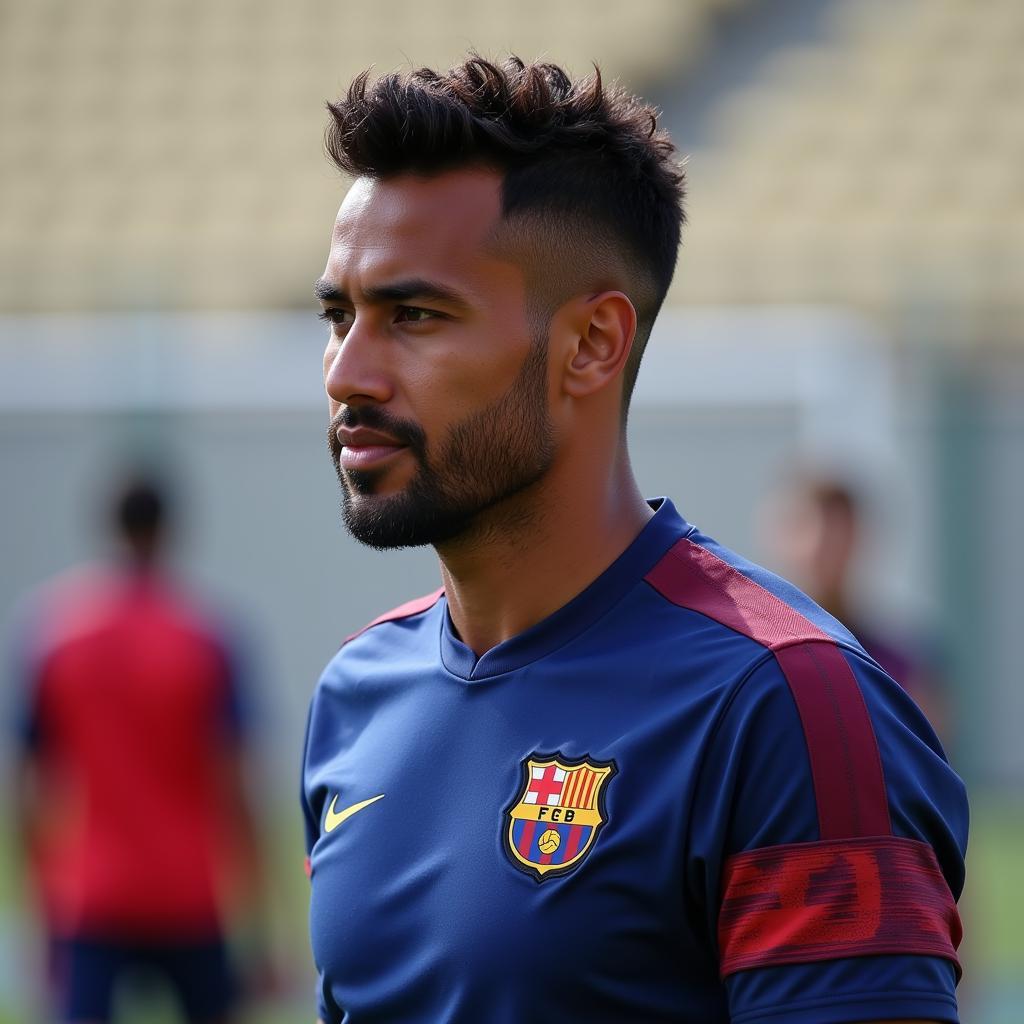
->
[526,765,565,805]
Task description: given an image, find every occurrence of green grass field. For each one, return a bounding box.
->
[2,794,1021,1023]
[956,795,1024,1024]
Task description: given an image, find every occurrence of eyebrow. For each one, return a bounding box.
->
[313,277,471,310]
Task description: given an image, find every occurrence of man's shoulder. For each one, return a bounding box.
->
[313,588,445,700]
[322,587,445,668]
[341,587,446,648]
[14,563,120,658]
[642,527,861,654]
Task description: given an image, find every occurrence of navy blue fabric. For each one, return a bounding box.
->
[57,935,235,1023]
[302,498,967,1023]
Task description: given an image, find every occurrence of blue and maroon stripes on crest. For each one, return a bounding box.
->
[512,819,593,867]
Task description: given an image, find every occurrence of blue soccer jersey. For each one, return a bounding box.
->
[301,498,966,1024]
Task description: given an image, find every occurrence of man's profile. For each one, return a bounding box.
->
[301,56,966,1024]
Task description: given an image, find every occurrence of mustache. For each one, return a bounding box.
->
[327,406,428,459]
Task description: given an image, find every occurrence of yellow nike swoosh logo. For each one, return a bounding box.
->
[324,793,385,833]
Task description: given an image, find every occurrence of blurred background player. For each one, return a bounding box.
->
[10,472,265,1024]
[763,470,949,743]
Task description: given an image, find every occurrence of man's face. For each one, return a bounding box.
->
[318,169,556,549]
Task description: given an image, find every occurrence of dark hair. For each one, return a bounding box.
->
[113,477,166,550]
[325,56,686,407]
[811,481,858,518]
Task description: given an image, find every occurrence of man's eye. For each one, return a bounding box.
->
[318,309,353,327]
[394,306,437,323]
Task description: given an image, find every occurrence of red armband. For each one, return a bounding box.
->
[718,836,962,979]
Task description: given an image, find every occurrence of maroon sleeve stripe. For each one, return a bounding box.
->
[775,642,891,838]
[718,836,962,979]
[644,538,890,840]
[344,588,445,645]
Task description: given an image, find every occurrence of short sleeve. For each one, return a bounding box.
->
[688,642,968,1024]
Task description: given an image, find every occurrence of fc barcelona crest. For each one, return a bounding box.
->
[503,751,617,882]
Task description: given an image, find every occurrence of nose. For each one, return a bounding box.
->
[323,320,393,408]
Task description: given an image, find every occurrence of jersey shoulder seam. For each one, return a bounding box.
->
[645,535,837,649]
[341,587,445,648]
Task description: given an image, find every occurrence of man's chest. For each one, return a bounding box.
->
[305,670,726,1020]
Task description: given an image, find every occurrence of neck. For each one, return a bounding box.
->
[437,447,652,657]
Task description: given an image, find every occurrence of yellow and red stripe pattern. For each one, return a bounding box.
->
[560,765,601,810]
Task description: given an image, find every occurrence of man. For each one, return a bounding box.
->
[12,475,260,1024]
[302,56,966,1024]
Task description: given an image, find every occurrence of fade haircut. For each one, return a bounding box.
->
[325,56,686,412]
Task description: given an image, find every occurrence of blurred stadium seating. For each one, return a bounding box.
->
[674,0,1024,329]
[0,0,739,312]
[6,0,1017,327]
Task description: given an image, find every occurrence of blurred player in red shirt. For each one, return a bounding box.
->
[11,474,262,1024]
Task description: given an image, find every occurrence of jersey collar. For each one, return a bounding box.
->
[438,497,694,681]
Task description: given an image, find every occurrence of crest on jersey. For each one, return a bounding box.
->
[503,751,617,882]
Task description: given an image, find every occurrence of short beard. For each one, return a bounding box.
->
[327,336,555,550]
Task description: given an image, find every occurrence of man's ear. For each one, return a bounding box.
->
[560,291,637,399]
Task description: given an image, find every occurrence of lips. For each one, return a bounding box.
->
[336,426,408,471]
